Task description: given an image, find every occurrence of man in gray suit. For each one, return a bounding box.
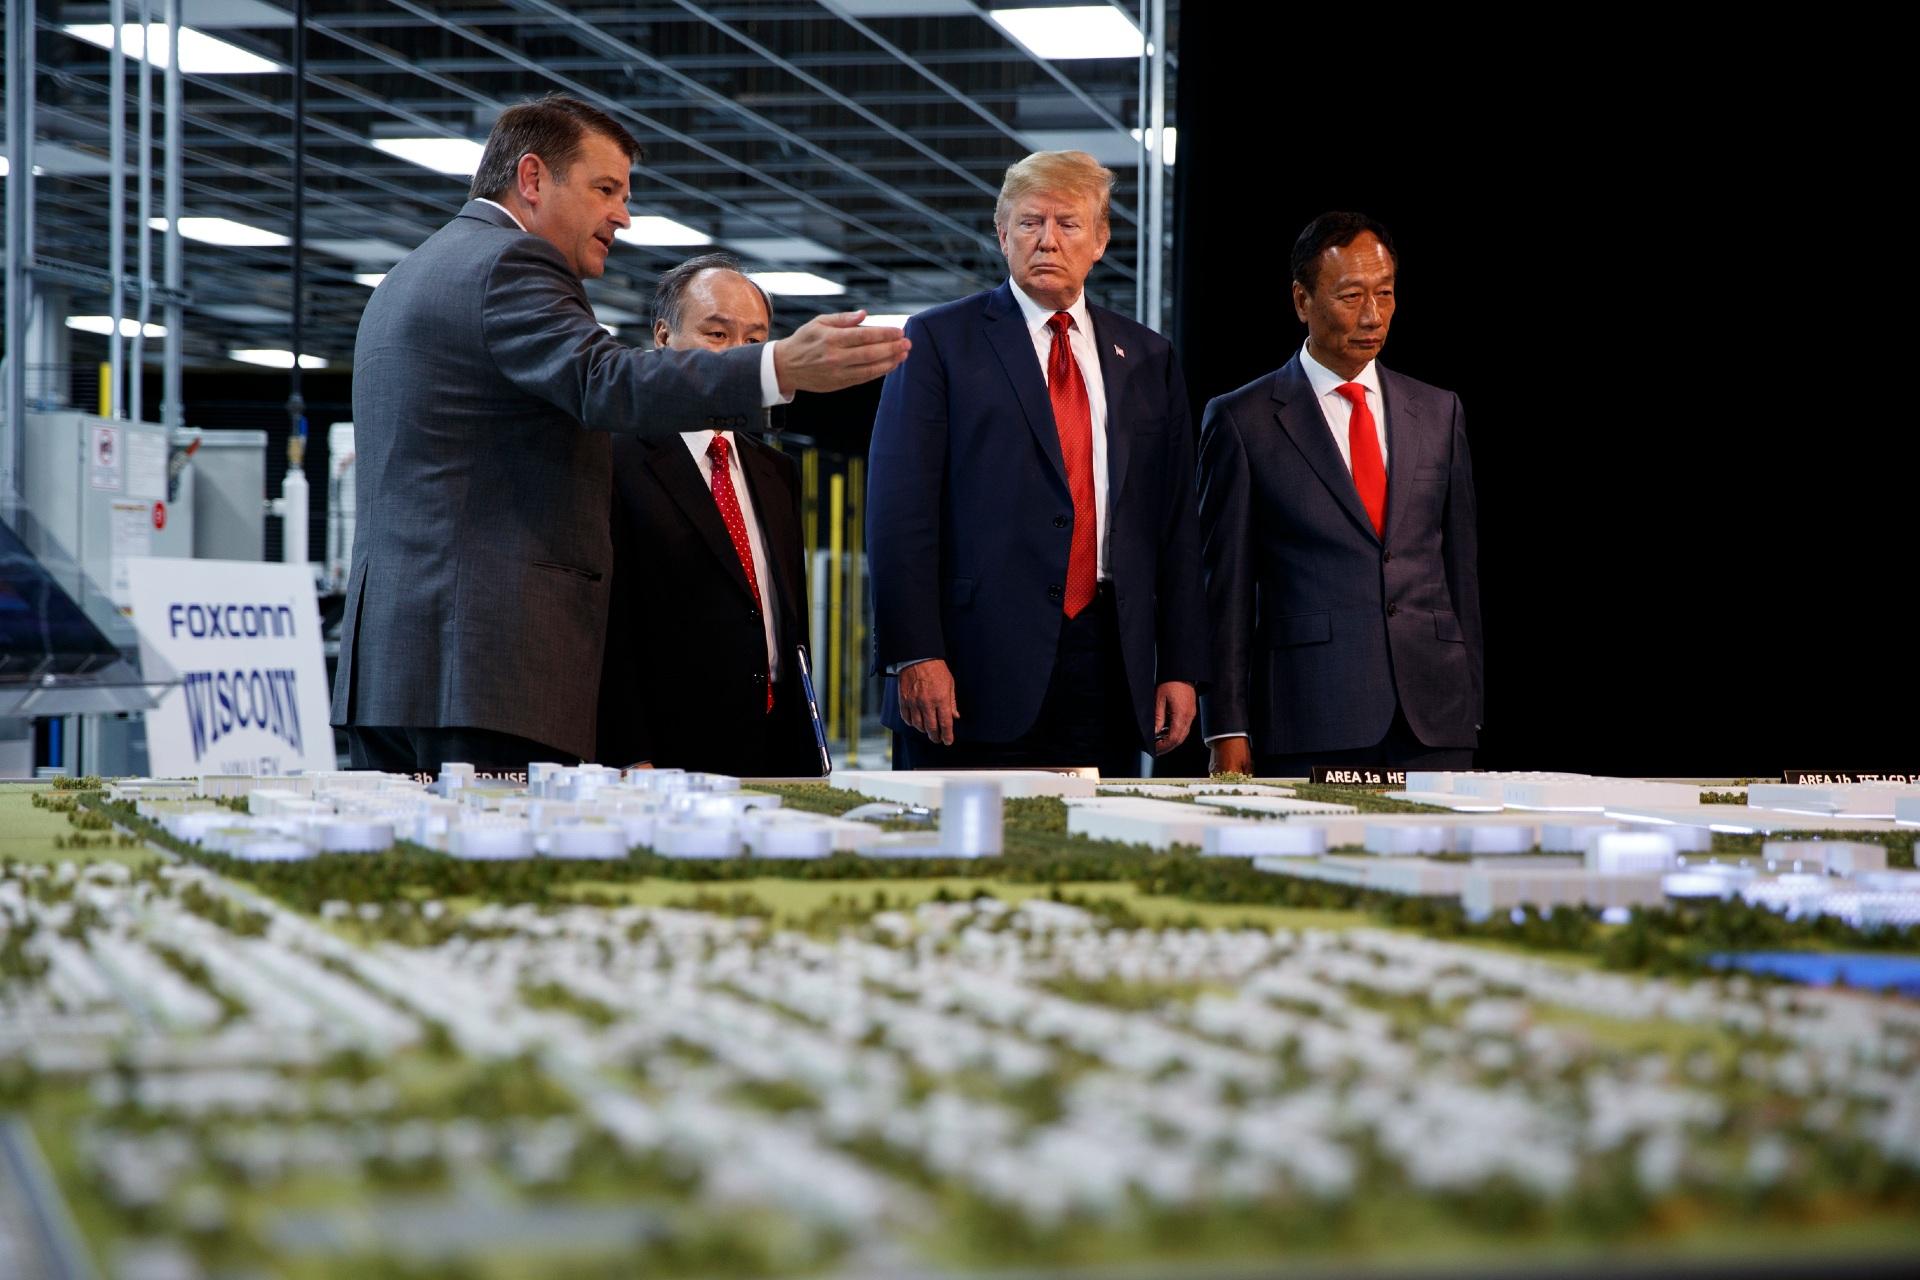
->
[332,94,907,774]
[1200,212,1482,775]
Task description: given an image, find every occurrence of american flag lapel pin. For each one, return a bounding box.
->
[1113,343,1125,358]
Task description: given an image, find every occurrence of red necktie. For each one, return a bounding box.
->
[1046,312,1098,617]
[706,433,773,712]
[1335,381,1386,537]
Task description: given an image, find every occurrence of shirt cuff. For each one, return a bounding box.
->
[887,658,935,675]
[760,341,793,407]
[1201,732,1249,746]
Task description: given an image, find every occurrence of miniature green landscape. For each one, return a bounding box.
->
[4,776,1919,1277]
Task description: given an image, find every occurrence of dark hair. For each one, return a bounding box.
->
[652,252,772,336]
[1290,212,1397,292]
[468,94,642,202]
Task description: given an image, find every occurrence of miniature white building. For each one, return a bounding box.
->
[1462,868,1664,919]
[1065,797,1252,850]
[1588,832,1677,876]
[1760,840,1889,876]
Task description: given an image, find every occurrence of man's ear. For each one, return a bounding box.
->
[652,320,673,350]
[1291,281,1311,325]
[514,152,544,206]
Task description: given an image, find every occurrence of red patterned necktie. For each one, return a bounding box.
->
[1046,312,1098,617]
[1335,381,1386,537]
[706,433,773,712]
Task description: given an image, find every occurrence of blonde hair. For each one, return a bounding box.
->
[994,150,1114,232]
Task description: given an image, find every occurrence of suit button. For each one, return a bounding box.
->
[1053,515,1068,529]
[1383,551,1393,563]
[1046,584,1063,601]
[1386,603,1399,617]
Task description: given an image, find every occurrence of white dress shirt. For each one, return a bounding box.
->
[682,430,782,681]
[1298,343,1388,473]
[474,198,788,408]
[1010,280,1112,578]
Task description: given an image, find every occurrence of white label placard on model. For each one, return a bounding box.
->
[124,557,335,777]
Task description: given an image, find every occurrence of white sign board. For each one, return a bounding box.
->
[109,501,154,609]
[126,430,168,501]
[90,423,124,491]
[125,557,335,777]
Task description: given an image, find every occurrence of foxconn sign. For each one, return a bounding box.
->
[126,558,335,776]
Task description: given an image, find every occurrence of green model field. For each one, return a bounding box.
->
[2,778,1916,1278]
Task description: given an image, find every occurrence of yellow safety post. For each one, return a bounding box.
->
[827,471,844,741]
[801,449,819,564]
[98,362,112,417]
[845,458,865,766]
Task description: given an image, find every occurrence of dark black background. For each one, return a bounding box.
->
[1169,20,1912,777]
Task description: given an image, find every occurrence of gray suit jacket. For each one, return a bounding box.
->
[331,200,763,760]
[1197,353,1483,755]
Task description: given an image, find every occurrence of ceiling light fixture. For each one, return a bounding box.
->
[66,315,167,339]
[369,137,487,177]
[615,217,712,247]
[748,272,847,297]
[150,216,290,248]
[64,24,281,74]
[1130,126,1179,164]
[230,349,328,370]
[987,7,1145,59]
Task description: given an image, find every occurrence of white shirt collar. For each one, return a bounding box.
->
[1299,342,1382,402]
[1010,278,1091,339]
[474,197,528,233]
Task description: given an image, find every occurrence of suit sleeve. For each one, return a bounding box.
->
[1442,392,1485,724]
[1153,350,1209,688]
[481,237,762,435]
[1196,394,1255,740]
[865,314,949,672]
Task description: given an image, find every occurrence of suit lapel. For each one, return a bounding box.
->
[645,438,756,601]
[983,283,1068,488]
[1378,366,1420,546]
[737,437,806,642]
[1090,307,1132,504]
[1271,355,1379,543]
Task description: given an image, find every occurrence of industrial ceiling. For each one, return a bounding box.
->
[12,0,1178,370]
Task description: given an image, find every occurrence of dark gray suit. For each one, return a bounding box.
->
[331,200,764,761]
[1198,353,1483,757]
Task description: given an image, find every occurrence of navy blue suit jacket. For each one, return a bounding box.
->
[1197,354,1483,755]
[867,282,1208,747]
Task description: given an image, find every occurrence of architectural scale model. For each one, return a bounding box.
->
[104,765,1920,928]
[2,765,1918,1276]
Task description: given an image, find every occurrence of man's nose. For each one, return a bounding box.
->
[1358,295,1382,326]
[1034,218,1060,248]
[612,205,632,229]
